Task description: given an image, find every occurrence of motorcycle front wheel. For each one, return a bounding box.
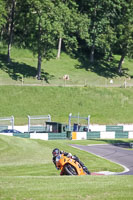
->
[64,164,78,175]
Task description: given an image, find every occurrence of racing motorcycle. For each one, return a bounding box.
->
[55,154,89,175]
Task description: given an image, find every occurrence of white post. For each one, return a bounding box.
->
[69,113,72,131]
[11,116,14,129]
[28,115,30,132]
[48,114,51,122]
[88,115,90,132]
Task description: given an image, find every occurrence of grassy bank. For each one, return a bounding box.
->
[0,86,133,125]
[0,135,124,176]
[0,45,133,87]
[0,135,133,200]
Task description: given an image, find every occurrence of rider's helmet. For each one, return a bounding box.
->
[52,148,60,157]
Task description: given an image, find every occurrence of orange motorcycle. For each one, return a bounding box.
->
[55,154,89,175]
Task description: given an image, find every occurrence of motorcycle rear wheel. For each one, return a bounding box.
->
[64,164,78,175]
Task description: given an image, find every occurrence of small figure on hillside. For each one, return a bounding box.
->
[110,79,113,84]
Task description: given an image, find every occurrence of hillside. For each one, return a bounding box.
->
[0,47,133,87]
[0,86,133,125]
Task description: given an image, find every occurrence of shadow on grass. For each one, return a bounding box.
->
[75,54,129,78]
[90,139,133,148]
[0,54,54,83]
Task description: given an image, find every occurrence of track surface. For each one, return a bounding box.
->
[71,144,133,175]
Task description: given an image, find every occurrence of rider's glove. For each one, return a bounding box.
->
[67,153,72,158]
[56,167,59,170]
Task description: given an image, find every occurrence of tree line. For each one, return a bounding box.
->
[0,0,133,79]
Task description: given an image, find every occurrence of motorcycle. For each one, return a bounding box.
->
[55,154,89,175]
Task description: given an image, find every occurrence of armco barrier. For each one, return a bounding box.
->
[0,126,8,131]
[48,133,67,140]
[13,132,30,138]
[106,125,123,132]
[71,131,133,140]
[29,126,46,132]
[1,130,133,140]
[87,132,100,139]
[115,131,128,138]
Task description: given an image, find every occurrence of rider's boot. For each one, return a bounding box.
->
[83,166,91,175]
[73,156,91,175]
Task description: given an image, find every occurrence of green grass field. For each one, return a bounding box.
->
[1,85,133,124]
[0,135,133,200]
[1,176,133,200]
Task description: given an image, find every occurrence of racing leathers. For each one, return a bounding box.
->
[52,150,90,175]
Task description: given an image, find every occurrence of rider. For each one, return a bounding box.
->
[52,148,90,175]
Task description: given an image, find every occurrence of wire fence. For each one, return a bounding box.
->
[0,76,133,88]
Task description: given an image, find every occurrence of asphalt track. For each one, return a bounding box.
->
[71,144,133,175]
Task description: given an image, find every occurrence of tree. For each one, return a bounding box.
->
[114,0,133,74]
[15,0,58,79]
[53,1,73,59]
[53,0,88,59]
[0,0,7,31]
[76,0,112,62]
[7,0,16,63]
[0,0,17,62]
[76,0,126,63]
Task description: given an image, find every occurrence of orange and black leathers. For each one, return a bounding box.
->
[52,151,90,175]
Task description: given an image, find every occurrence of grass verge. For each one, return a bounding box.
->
[0,176,133,200]
[1,86,133,124]
[0,135,133,200]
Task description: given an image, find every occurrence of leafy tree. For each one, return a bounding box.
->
[15,0,58,79]
[53,1,74,59]
[7,0,15,63]
[53,0,89,59]
[114,0,133,74]
[76,0,110,62]
[76,0,122,63]
[0,0,7,31]
[0,0,16,62]
[1,0,132,80]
